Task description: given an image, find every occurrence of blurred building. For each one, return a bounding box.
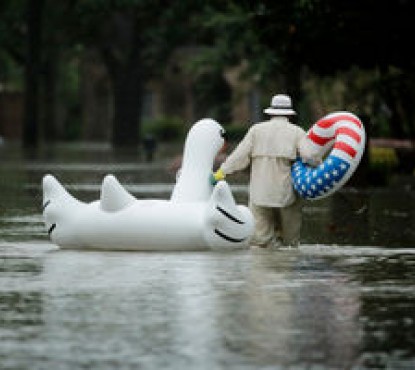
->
[0,47,262,143]
[0,88,23,140]
[80,47,259,141]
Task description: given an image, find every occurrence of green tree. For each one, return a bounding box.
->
[23,0,44,148]
[193,0,415,138]
[0,0,79,147]
[72,1,201,148]
[0,0,26,75]
[286,0,414,138]
[1,0,203,148]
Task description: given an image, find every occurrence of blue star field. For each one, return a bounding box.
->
[292,155,351,200]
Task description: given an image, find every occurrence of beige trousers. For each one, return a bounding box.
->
[249,198,303,247]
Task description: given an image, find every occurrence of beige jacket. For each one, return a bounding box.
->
[220,117,307,207]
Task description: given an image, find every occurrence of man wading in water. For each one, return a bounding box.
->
[211,94,313,249]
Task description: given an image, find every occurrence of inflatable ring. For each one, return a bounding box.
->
[292,111,366,200]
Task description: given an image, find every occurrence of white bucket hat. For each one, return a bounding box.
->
[264,94,296,115]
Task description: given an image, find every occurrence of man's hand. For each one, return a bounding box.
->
[210,168,225,185]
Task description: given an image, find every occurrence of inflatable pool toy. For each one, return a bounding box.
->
[42,118,254,251]
[292,111,365,200]
[42,119,254,251]
[292,111,366,200]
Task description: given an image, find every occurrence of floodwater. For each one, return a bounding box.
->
[0,142,414,369]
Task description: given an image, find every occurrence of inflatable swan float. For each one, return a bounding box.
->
[42,119,254,251]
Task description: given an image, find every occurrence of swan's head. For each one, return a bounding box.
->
[183,118,226,164]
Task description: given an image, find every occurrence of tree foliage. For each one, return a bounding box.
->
[69,0,205,147]
[192,0,414,137]
[0,0,414,144]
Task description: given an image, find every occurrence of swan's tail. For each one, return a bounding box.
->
[42,174,83,237]
[42,175,81,210]
[100,174,136,212]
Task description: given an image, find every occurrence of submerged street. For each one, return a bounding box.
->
[0,143,414,369]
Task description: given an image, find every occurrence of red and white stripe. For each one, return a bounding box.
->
[306,111,365,163]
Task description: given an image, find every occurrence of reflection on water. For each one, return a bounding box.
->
[0,143,414,369]
[0,246,414,369]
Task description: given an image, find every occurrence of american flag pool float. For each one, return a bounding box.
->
[292,111,366,200]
